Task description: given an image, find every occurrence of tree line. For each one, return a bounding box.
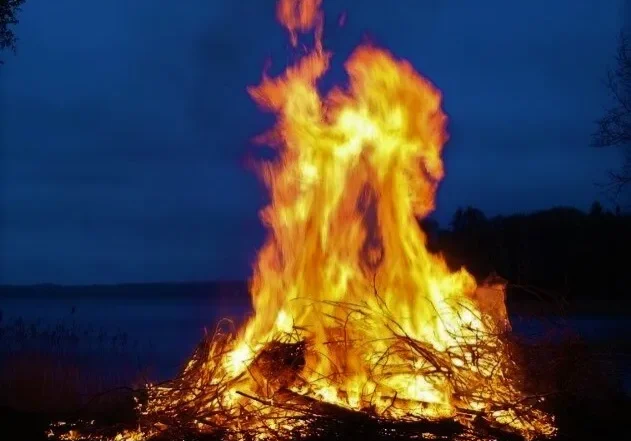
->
[421,204,631,311]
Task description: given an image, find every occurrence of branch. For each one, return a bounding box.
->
[0,0,27,64]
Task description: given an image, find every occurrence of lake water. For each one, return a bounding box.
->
[1,295,629,389]
[1,294,250,380]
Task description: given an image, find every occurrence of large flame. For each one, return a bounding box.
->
[219,0,551,435]
[234,21,478,416]
[71,2,555,440]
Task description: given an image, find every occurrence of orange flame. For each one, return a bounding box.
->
[236,35,484,411]
[101,2,556,440]
[219,0,553,435]
[277,0,323,47]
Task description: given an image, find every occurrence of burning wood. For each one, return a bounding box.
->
[53,311,552,441]
[52,0,556,440]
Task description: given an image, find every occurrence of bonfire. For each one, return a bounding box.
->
[54,1,556,440]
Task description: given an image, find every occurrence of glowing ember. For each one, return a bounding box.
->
[56,1,556,440]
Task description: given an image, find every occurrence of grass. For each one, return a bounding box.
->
[0,309,150,414]
[513,321,631,441]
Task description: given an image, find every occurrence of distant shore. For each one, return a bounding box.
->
[0,281,248,299]
[1,281,629,318]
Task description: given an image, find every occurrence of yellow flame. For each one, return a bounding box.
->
[277,0,323,47]
[236,0,483,413]
[94,2,555,440]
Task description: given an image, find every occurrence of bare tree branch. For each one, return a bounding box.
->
[592,31,631,192]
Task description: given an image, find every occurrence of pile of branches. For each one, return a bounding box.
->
[51,306,555,441]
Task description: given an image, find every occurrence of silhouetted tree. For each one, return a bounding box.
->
[419,218,440,251]
[589,201,604,216]
[592,32,631,192]
[436,205,631,313]
[450,206,487,233]
[0,0,26,65]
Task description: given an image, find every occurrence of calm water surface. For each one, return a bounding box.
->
[2,295,629,385]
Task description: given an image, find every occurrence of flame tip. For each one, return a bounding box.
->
[86,2,556,440]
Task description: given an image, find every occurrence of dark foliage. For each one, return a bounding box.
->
[0,0,26,64]
[429,205,631,315]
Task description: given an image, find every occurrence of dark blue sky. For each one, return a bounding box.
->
[0,0,627,284]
